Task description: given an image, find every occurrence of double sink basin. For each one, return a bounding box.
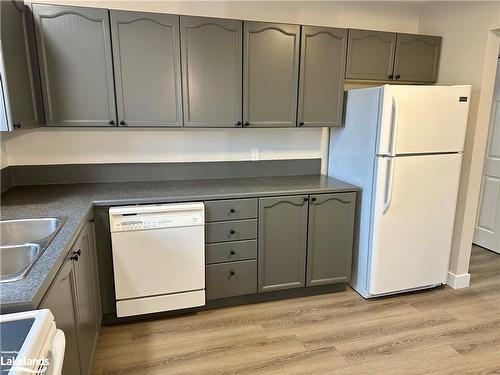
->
[0,218,64,283]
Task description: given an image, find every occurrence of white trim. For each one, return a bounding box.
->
[446,271,470,289]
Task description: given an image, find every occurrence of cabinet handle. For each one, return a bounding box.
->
[70,254,79,261]
[230,229,235,235]
[13,122,21,129]
[298,121,304,127]
[230,271,235,276]
[395,74,401,80]
[311,197,317,202]
[388,74,394,79]
[236,121,242,127]
[75,249,82,256]
[109,120,115,126]
[120,120,126,126]
[303,197,309,202]
[230,250,236,255]
[230,208,235,213]
[244,121,250,127]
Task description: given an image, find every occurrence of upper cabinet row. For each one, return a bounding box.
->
[9,4,441,129]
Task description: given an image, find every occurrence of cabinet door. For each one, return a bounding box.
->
[258,195,308,292]
[243,22,300,127]
[298,26,347,127]
[306,193,356,287]
[345,29,396,81]
[181,16,242,127]
[33,4,116,127]
[1,1,44,130]
[39,259,81,375]
[111,11,182,127]
[393,34,441,83]
[72,225,98,375]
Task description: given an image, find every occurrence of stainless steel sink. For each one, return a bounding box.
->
[0,218,64,283]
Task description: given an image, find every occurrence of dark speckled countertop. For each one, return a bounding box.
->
[0,175,359,312]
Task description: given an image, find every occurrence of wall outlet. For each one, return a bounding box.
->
[251,147,260,161]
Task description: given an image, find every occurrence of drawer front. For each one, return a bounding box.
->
[206,219,257,243]
[205,199,258,222]
[206,240,258,264]
[206,260,257,299]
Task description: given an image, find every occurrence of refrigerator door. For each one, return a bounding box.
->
[368,153,462,296]
[377,85,471,156]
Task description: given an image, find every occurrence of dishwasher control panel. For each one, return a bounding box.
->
[109,202,205,232]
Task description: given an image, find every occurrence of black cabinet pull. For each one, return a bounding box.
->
[120,120,126,126]
[236,121,242,127]
[395,74,401,80]
[13,122,21,129]
[109,120,115,126]
[230,229,235,234]
[230,271,235,276]
[244,121,250,127]
[70,254,79,261]
[311,197,317,202]
[230,250,236,255]
[75,249,82,256]
[298,121,304,127]
[230,208,235,213]
[303,197,309,202]
[388,74,394,79]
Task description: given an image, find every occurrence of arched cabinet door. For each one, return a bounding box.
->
[111,11,183,127]
[32,4,117,127]
[298,26,347,127]
[394,34,441,83]
[181,16,242,127]
[346,29,396,81]
[243,22,300,127]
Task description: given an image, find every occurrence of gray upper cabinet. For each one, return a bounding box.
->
[346,29,396,81]
[32,4,116,127]
[1,1,44,131]
[181,16,242,127]
[298,26,347,127]
[243,22,300,127]
[258,195,308,292]
[306,193,356,287]
[394,33,441,83]
[39,258,81,375]
[111,11,182,127]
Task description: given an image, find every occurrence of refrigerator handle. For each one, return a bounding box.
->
[383,157,395,214]
[389,97,399,156]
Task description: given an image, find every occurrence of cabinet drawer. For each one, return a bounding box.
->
[205,199,258,222]
[206,219,257,243]
[206,240,257,264]
[206,260,257,299]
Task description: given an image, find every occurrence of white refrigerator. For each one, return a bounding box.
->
[329,85,471,298]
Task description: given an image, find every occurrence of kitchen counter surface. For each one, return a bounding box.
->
[0,175,359,312]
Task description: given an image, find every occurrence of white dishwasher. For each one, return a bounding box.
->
[109,202,205,317]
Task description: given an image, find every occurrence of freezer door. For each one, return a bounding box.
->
[377,85,471,155]
[369,153,462,296]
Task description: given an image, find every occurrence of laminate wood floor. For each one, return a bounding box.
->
[91,245,500,375]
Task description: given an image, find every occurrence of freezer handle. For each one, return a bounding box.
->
[383,158,395,214]
[389,97,399,156]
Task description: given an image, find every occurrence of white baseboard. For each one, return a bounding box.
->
[446,271,470,289]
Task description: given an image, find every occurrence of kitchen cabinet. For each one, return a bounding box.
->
[0,1,44,131]
[243,22,300,127]
[39,220,100,375]
[181,16,242,127]
[306,193,356,286]
[39,259,80,375]
[298,26,347,127]
[206,260,257,299]
[111,11,182,127]
[258,195,308,292]
[32,4,116,127]
[394,34,441,83]
[346,29,397,81]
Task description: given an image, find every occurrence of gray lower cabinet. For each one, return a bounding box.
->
[306,193,356,286]
[243,22,300,127]
[258,195,308,292]
[206,219,257,243]
[298,26,347,127]
[39,220,100,375]
[111,11,183,127]
[206,260,257,299]
[0,1,44,131]
[32,4,116,127]
[394,34,441,83]
[181,16,242,127]
[39,259,80,375]
[345,29,397,81]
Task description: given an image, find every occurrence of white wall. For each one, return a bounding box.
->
[419,2,500,286]
[1,1,422,171]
